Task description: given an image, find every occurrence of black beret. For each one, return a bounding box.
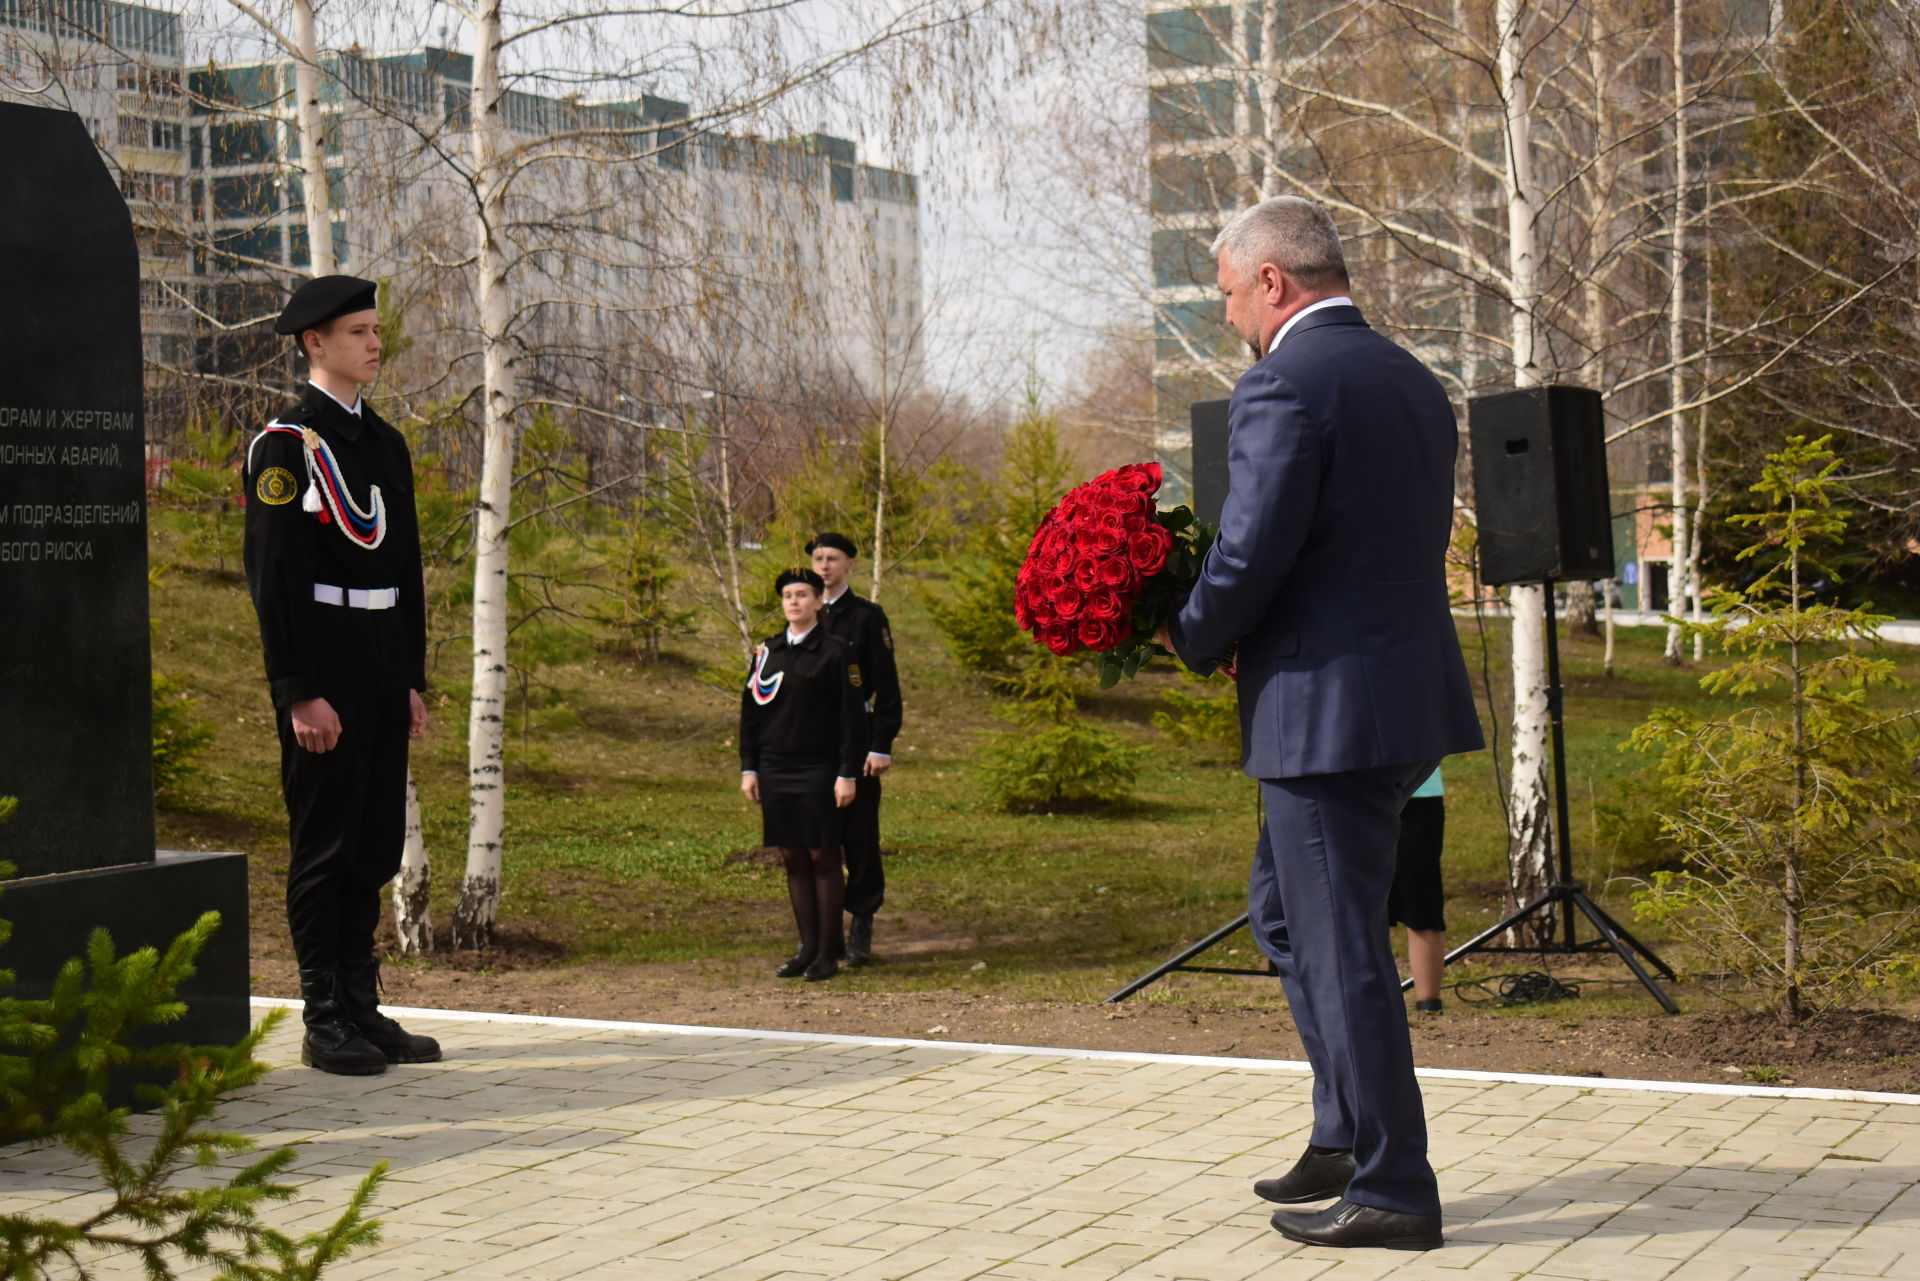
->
[275,274,379,335]
[805,531,858,558]
[775,567,825,595]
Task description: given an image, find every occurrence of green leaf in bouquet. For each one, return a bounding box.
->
[1097,652,1122,689]
[1123,648,1147,678]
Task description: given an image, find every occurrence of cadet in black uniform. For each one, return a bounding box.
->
[739,568,867,982]
[807,533,902,966]
[243,274,440,1075]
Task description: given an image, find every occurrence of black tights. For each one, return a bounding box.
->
[782,845,844,961]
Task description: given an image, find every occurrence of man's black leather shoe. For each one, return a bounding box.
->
[1254,1145,1356,1204]
[845,915,874,967]
[297,968,387,1076]
[1270,1199,1443,1251]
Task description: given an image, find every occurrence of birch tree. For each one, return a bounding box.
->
[415,0,1020,946]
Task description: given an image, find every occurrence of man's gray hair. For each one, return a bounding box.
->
[1211,197,1349,290]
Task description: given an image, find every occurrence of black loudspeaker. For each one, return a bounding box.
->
[1469,385,1615,587]
[1189,398,1230,527]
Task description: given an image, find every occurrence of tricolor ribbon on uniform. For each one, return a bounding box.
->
[747,644,783,705]
[251,422,387,550]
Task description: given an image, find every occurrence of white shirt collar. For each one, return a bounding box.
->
[1268,295,1355,355]
[786,624,817,646]
[822,587,848,607]
[309,380,363,417]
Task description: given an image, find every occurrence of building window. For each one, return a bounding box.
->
[117,115,182,151]
[213,225,283,266]
[1151,227,1215,289]
[121,171,184,205]
[212,172,280,219]
[1146,8,1233,71]
[209,120,274,167]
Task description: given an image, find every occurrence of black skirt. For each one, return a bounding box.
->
[1387,796,1447,931]
[758,753,845,850]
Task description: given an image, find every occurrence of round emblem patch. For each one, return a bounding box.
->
[849,664,863,688]
[256,466,298,506]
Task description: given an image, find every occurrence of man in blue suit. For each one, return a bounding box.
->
[1162,197,1484,1251]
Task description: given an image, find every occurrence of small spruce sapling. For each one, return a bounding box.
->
[1629,437,1920,1021]
[0,825,386,1278]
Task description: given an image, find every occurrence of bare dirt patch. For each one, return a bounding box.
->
[249,946,1920,1095]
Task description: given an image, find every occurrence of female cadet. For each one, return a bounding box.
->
[739,568,867,981]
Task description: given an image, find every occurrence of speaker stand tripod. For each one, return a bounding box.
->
[1102,912,1273,1003]
[1415,582,1679,1012]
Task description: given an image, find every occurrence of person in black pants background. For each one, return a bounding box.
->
[740,568,867,981]
[808,533,902,966]
[1389,765,1449,1013]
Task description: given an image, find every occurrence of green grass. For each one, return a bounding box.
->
[147,512,1920,1005]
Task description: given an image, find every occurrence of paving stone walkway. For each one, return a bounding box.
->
[6,1005,1920,1280]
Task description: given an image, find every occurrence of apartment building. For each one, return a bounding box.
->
[186,46,923,400]
[0,0,193,377]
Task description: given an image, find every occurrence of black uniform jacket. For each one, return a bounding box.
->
[738,627,869,778]
[242,384,427,708]
[820,590,902,755]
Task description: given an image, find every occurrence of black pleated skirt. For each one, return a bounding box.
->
[758,753,844,850]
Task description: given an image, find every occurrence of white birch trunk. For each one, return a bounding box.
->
[714,414,753,662]
[1498,0,1553,935]
[1603,579,1616,677]
[290,0,335,277]
[1692,279,1713,660]
[286,0,431,948]
[1663,0,1692,663]
[392,772,433,953]
[453,0,514,948]
[1257,1,1283,200]
[871,407,889,602]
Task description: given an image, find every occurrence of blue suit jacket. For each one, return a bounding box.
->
[1169,305,1485,780]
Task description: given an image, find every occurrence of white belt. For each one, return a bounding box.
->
[314,584,398,610]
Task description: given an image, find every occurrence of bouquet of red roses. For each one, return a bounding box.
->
[1013,461,1213,687]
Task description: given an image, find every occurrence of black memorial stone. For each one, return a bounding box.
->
[0,103,249,1096]
[0,103,154,877]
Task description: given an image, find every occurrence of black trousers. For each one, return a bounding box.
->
[276,676,410,973]
[842,773,884,918]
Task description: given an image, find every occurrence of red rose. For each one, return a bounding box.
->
[1073,524,1123,556]
[1086,590,1124,621]
[1094,557,1138,593]
[1052,585,1087,619]
[1128,526,1172,575]
[1072,559,1099,591]
[1041,623,1077,655]
[1114,462,1161,495]
[1078,616,1125,650]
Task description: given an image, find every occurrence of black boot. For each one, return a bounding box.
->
[845,915,874,967]
[297,968,388,1076]
[340,958,442,1064]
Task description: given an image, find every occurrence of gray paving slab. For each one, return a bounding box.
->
[3,1005,1918,1279]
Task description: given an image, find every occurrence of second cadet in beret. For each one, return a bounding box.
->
[805,531,903,967]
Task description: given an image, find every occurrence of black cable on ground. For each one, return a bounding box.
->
[1454,971,1582,1007]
